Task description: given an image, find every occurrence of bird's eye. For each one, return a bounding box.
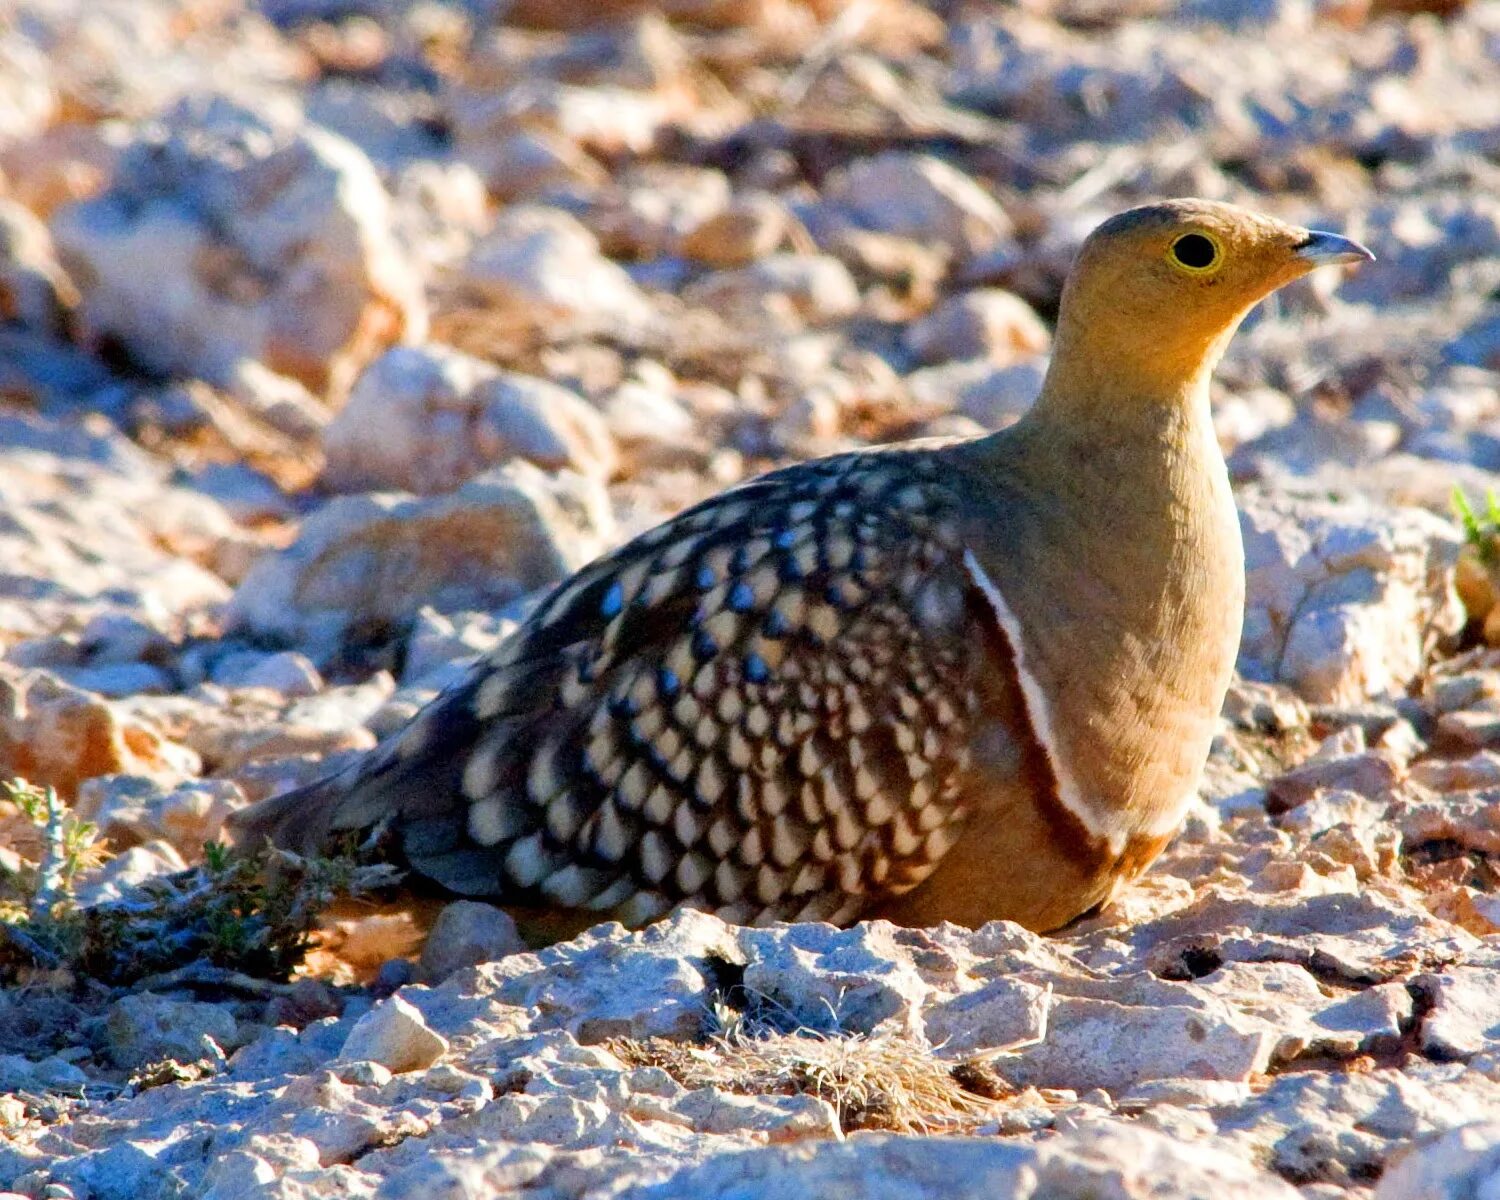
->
[1168,232,1222,273]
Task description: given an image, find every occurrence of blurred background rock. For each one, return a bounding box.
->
[4,2,1500,1194]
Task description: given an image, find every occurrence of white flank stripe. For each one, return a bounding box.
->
[962,548,1122,851]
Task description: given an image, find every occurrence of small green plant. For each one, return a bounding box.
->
[69,843,402,987]
[0,776,401,988]
[203,839,231,873]
[1453,486,1500,564]
[1,779,106,920]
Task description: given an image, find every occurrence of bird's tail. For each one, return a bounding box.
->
[225,774,347,859]
[227,681,486,867]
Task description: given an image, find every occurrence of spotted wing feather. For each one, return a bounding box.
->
[251,449,994,926]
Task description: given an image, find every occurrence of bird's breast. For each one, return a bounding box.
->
[960,416,1244,858]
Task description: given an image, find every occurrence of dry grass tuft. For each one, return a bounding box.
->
[614,1026,1007,1134]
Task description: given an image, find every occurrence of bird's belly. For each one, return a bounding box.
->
[869,758,1125,932]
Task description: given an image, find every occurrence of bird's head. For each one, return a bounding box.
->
[1043,198,1373,404]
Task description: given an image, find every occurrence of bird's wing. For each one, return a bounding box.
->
[252,447,996,926]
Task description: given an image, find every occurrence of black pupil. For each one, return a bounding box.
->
[1174,234,1217,269]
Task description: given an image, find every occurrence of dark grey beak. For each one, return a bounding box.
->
[1294,229,1375,267]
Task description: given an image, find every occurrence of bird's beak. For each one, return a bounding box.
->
[1294,229,1375,267]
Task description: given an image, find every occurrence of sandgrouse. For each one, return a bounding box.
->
[230,199,1373,933]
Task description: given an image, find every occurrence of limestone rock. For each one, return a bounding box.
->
[1210,1064,1500,1189]
[0,33,56,149]
[105,992,240,1070]
[338,994,449,1074]
[739,922,933,1036]
[0,197,76,336]
[4,0,300,126]
[1376,1122,1500,1200]
[822,152,1016,263]
[51,92,424,399]
[905,358,1046,430]
[472,908,741,1042]
[634,1124,1298,1199]
[678,194,792,268]
[0,414,235,638]
[72,838,190,906]
[904,290,1049,366]
[442,206,647,337]
[921,976,1052,1056]
[998,991,1276,1092]
[211,651,324,697]
[226,463,615,653]
[400,608,514,687]
[1238,490,1463,703]
[1413,960,1500,1061]
[0,665,199,797]
[74,775,246,854]
[324,345,616,495]
[420,901,527,982]
[683,254,861,328]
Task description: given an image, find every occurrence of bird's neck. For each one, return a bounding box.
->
[952,322,1245,858]
[1031,313,1233,425]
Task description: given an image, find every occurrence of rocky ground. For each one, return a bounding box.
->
[3,0,1500,1195]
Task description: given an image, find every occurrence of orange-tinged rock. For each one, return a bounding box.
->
[0,665,199,798]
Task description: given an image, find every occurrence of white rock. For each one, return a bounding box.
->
[0,198,75,336]
[670,1089,839,1139]
[460,127,607,200]
[0,663,200,796]
[7,0,301,126]
[678,193,791,268]
[1415,964,1500,1061]
[76,611,172,666]
[921,976,1052,1056]
[601,382,702,464]
[0,420,235,636]
[0,1053,87,1094]
[73,839,190,906]
[997,992,1276,1092]
[105,992,239,1070]
[0,34,55,148]
[75,775,246,853]
[420,901,527,981]
[227,462,614,652]
[906,357,1046,429]
[1238,490,1464,703]
[332,1059,394,1089]
[1266,750,1401,810]
[284,674,397,734]
[401,607,514,686]
[51,92,424,399]
[220,359,331,441]
[55,661,173,697]
[449,80,678,164]
[474,908,741,1042]
[905,290,1049,366]
[338,994,449,1074]
[683,254,861,327]
[823,152,1016,261]
[324,345,616,494]
[389,160,489,273]
[452,206,646,333]
[1376,1121,1500,1200]
[638,1123,1298,1198]
[739,922,930,1036]
[212,650,324,697]
[578,164,731,260]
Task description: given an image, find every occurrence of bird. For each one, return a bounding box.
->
[229,198,1373,934]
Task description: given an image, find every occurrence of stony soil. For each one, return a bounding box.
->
[3,0,1500,1196]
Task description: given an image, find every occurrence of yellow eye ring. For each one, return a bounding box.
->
[1167,231,1223,274]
